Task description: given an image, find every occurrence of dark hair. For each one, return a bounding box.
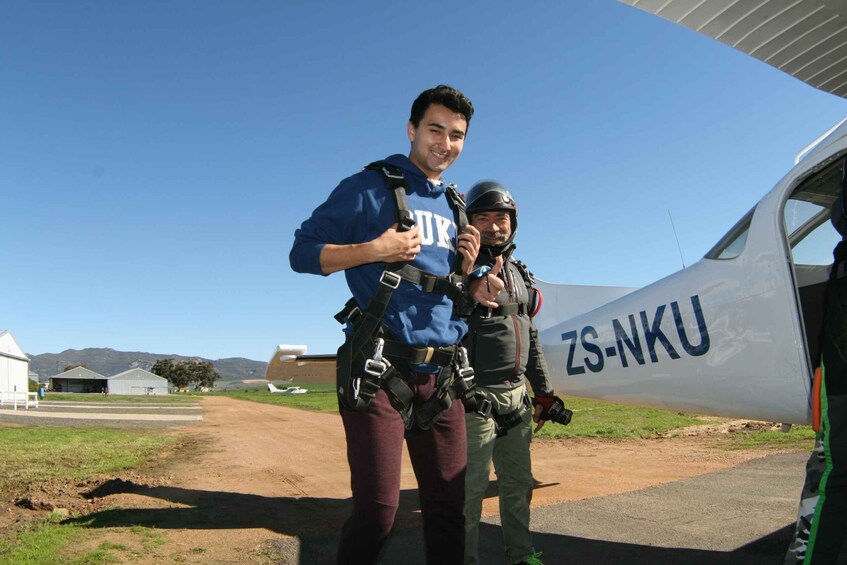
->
[409,85,474,128]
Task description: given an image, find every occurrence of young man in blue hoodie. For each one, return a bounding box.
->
[290,85,500,565]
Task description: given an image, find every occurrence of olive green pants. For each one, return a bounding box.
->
[464,383,535,565]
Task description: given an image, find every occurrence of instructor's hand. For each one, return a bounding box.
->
[469,255,504,308]
[533,404,547,433]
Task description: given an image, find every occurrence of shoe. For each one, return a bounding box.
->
[514,552,544,565]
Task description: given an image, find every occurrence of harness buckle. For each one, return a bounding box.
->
[380,271,402,289]
[364,337,390,378]
[364,359,388,377]
[346,305,362,325]
[456,346,474,381]
[475,397,492,418]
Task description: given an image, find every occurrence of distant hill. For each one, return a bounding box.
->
[27,348,267,383]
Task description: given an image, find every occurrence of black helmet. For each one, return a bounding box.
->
[465,180,517,254]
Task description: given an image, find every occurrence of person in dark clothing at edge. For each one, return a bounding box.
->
[784,177,847,565]
[459,181,570,565]
[289,85,502,565]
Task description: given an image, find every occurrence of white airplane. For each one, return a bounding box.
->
[274,1,847,425]
[534,120,843,424]
[267,382,309,395]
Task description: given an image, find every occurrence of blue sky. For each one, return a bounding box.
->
[2,1,846,362]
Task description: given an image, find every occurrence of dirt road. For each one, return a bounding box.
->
[58,396,780,563]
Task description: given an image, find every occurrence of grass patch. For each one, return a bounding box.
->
[0,521,169,565]
[534,397,704,439]
[0,516,85,565]
[710,424,816,451]
[0,426,175,495]
[214,383,339,413]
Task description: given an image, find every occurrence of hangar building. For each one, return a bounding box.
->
[107,368,169,395]
[50,367,109,393]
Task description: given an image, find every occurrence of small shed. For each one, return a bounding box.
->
[50,367,108,393]
[0,330,29,394]
[108,368,169,395]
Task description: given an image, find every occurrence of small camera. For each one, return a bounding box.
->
[546,398,572,426]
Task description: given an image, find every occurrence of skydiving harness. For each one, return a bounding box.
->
[462,257,546,436]
[334,161,476,430]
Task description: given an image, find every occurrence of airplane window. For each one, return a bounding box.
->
[716,227,749,259]
[786,201,838,266]
[706,208,753,260]
[784,158,844,267]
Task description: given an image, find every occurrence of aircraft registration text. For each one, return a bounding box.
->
[561,295,710,375]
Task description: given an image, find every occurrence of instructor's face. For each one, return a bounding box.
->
[407,104,467,180]
[471,211,511,246]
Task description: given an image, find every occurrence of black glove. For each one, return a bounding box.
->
[533,395,572,426]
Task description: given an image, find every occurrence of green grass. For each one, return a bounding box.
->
[213,383,340,413]
[0,513,84,565]
[0,427,176,565]
[0,519,167,565]
[0,426,175,494]
[534,397,704,439]
[712,424,816,450]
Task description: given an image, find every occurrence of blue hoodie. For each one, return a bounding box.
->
[290,154,468,348]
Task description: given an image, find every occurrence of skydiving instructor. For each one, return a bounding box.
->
[459,181,571,565]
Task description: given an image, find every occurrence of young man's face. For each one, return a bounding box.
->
[407,103,467,180]
[470,211,511,247]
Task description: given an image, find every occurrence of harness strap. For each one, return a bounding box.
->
[382,340,457,367]
[393,264,465,302]
[413,361,477,430]
[472,302,525,317]
[445,184,469,273]
[382,365,415,425]
[493,406,525,438]
[464,391,529,437]
[364,162,415,232]
[350,271,401,356]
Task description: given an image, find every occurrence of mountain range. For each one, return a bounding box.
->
[27,348,267,383]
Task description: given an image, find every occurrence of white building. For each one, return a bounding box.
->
[0,330,29,394]
[108,368,169,395]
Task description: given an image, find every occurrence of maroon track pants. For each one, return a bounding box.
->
[338,372,467,565]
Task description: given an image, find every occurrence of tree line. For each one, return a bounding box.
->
[151,359,220,391]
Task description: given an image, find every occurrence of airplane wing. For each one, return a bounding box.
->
[620,0,847,99]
